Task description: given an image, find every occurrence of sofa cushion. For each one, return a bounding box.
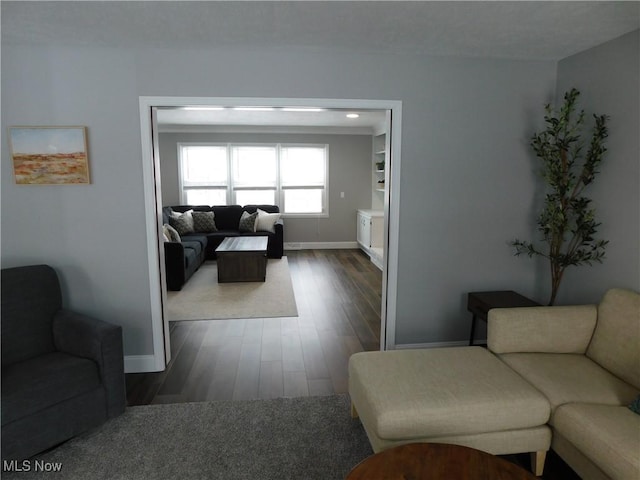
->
[1,352,101,425]
[587,288,640,390]
[349,347,550,441]
[553,403,640,480]
[162,206,173,225]
[206,231,238,239]
[212,205,243,230]
[180,234,208,249]
[243,204,280,215]
[183,246,199,269]
[498,353,640,413]
[182,240,203,258]
[168,205,212,214]
[1,265,60,366]
[488,305,598,354]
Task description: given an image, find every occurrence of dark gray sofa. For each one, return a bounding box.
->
[1,265,126,460]
[163,229,207,292]
[163,204,284,291]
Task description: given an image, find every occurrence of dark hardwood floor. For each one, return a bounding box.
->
[125,248,580,479]
[126,249,382,405]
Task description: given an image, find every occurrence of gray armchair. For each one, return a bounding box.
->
[1,264,126,460]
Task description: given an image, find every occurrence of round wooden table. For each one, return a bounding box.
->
[346,443,538,480]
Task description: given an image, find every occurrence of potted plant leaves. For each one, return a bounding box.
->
[512,88,609,305]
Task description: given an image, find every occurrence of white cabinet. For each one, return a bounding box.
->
[357,211,371,248]
[357,210,384,270]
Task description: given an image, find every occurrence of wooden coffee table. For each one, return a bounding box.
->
[215,236,268,283]
[346,443,537,480]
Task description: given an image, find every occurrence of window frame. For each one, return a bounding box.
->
[178,142,231,205]
[177,142,329,217]
[278,143,329,218]
[230,143,278,207]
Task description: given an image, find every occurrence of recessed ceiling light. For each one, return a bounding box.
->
[281,107,326,112]
[233,107,276,112]
[346,113,360,119]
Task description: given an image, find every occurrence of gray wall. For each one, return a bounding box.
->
[552,30,640,304]
[158,132,373,243]
[2,36,579,357]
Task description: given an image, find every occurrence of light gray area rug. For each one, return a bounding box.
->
[5,395,372,480]
[167,257,298,321]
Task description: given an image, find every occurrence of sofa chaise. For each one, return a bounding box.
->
[349,288,639,478]
[162,204,284,291]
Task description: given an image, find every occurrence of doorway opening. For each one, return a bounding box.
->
[138,97,402,372]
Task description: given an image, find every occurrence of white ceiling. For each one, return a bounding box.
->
[3,1,638,59]
[3,1,638,131]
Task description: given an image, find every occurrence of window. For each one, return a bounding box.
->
[280,146,326,214]
[179,145,228,205]
[178,143,328,216]
[231,146,277,206]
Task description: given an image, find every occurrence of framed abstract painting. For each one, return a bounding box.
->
[8,126,90,185]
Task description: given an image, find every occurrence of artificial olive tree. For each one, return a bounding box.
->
[513,88,609,305]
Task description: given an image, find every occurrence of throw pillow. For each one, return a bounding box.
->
[629,395,640,415]
[256,208,281,233]
[169,210,195,235]
[163,224,181,242]
[192,211,218,232]
[162,224,171,241]
[238,211,258,233]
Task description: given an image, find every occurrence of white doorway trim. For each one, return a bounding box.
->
[137,96,402,372]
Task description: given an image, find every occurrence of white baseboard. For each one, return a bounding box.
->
[284,241,358,250]
[394,340,470,350]
[124,354,165,373]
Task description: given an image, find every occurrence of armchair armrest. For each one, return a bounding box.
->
[488,305,598,354]
[52,309,125,417]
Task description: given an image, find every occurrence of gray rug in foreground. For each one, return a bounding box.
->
[5,395,372,480]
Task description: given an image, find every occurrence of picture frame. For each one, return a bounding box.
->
[8,126,90,185]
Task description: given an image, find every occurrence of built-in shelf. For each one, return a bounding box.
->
[372,133,387,198]
[360,131,387,268]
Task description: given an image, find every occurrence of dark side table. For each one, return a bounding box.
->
[468,291,540,346]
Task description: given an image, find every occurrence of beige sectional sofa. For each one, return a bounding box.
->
[488,288,640,479]
[349,288,639,478]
